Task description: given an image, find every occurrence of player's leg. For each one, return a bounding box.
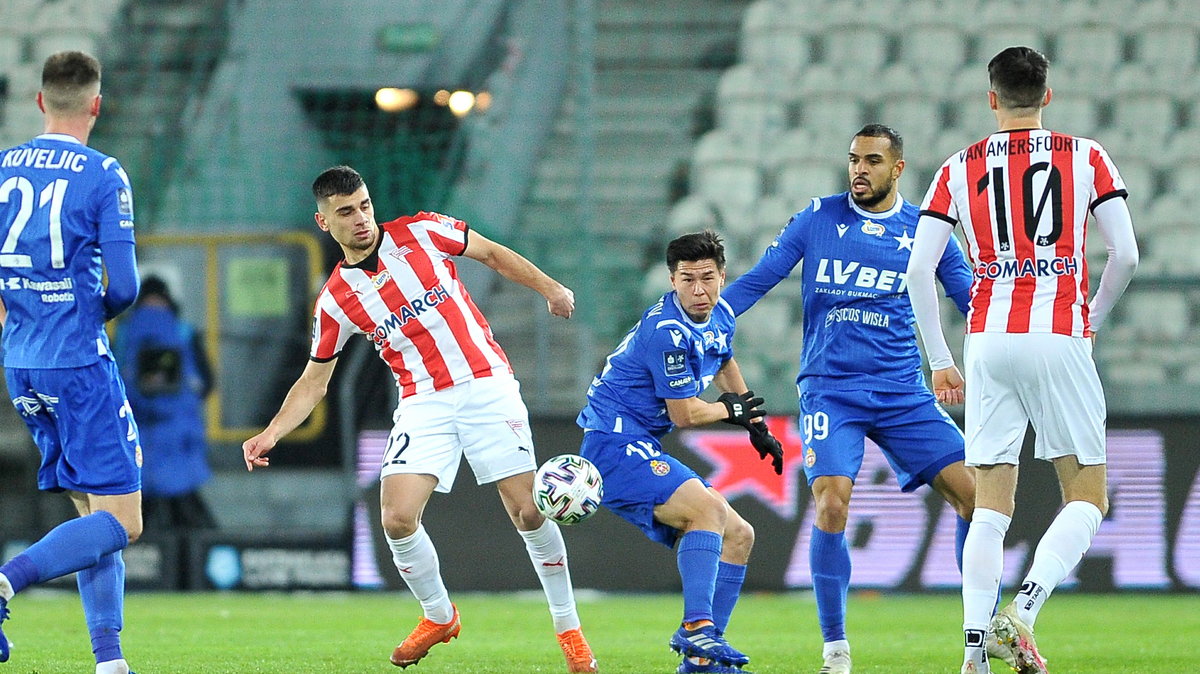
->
[1013,458,1106,630]
[709,490,753,634]
[381,472,460,668]
[655,478,749,668]
[801,388,871,674]
[73,492,142,674]
[494,473,596,674]
[0,365,139,665]
[959,333,1029,673]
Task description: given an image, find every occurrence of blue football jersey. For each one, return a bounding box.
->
[0,133,136,368]
[577,291,737,438]
[723,192,972,393]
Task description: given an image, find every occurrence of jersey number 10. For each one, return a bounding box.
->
[0,176,69,269]
[975,162,1064,252]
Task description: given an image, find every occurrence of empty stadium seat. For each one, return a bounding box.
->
[1109,289,1191,342]
[971,6,1047,65]
[1138,226,1200,277]
[822,21,891,73]
[739,0,812,77]
[1044,89,1099,137]
[774,155,845,204]
[1052,8,1123,72]
[714,64,790,158]
[666,194,722,236]
[1131,3,1199,75]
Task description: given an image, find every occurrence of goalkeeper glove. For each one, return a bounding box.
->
[717,390,765,428]
[747,420,784,474]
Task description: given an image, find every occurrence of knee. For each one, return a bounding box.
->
[681,490,729,533]
[724,512,755,551]
[381,508,421,540]
[512,501,545,531]
[123,519,143,544]
[814,490,850,531]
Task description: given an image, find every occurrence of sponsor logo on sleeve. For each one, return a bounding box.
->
[663,350,687,376]
[117,188,133,215]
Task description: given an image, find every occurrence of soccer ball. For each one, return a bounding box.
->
[532,454,603,525]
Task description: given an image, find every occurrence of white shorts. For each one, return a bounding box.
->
[379,375,537,492]
[963,332,1106,467]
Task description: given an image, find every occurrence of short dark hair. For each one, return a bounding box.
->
[854,123,904,160]
[41,51,101,114]
[988,46,1049,112]
[312,165,365,201]
[666,230,725,272]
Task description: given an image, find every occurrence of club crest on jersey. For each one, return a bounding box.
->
[650,460,671,476]
[370,270,392,289]
[390,245,414,260]
[505,419,526,435]
[861,219,885,237]
[805,447,816,467]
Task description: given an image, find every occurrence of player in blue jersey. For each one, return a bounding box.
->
[722,125,977,674]
[0,52,142,674]
[577,231,784,674]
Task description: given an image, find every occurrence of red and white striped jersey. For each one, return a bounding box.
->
[310,211,512,398]
[920,129,1127,337]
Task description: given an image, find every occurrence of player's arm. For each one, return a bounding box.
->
[712,356,784,472]
[463,229,574,318]
[664,359,764,429]
[1086,196,1139,333]
[100,239,140,320]
[242,357,338,471]
[723,211,807,316]
[906,215,964,405]
[0,296,6,327]
[934,234,973,317]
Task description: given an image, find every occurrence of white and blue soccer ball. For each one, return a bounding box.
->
[532,454,603,525]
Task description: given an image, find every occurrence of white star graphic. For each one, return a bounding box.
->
[894,230,915,251]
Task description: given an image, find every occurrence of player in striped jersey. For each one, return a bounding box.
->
[242,166,596,672]
[907,47,1139,674]
[0,51,142,674]
[723,125,977,674]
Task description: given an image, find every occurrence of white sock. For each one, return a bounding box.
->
[823,639,850,657]
[386,525,454,624]
[96,659,129,674]
[0,571,12,601]
[962,508,1011,633]
[1016,500,1102,628]
[963,628,989,670]
[519,518,580,633]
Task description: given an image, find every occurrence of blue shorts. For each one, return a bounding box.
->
[6,359,142,495]
[798,387,964,492]
[579,429,709,547]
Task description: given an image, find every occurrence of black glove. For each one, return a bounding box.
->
[717,390,765,428]
[748,420,784,474]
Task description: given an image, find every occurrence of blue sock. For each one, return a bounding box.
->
[810,526,851,643]
[956,515,969,574]
[0,511,128,593]
[78,551,125,664]
[712,561,746,633]
[677,530,722,625]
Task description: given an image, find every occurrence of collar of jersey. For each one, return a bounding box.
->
[36,133,84,145]
[342,228,384,271]
[670,292,714,329]
[845,191,904,221]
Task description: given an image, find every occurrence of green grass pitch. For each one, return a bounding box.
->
[1,591,1195,672]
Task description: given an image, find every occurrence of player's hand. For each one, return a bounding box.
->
[747,420,784,474]
[242,431,277,472]
[546,284,575,319]
[718,390,766,428]
[932,366,965,406]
